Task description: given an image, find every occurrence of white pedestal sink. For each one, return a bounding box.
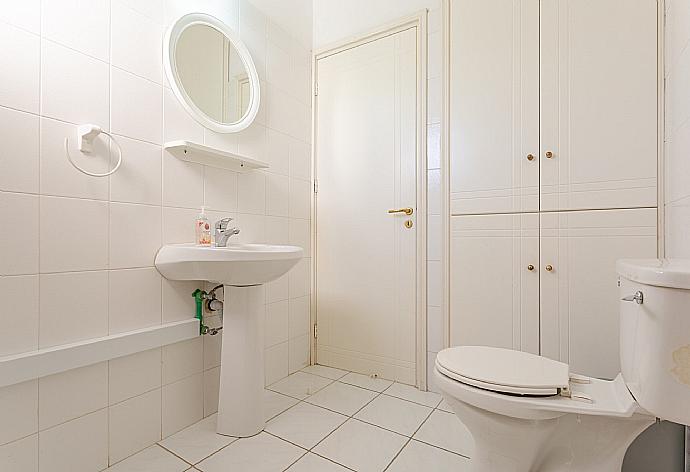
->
[155,243,303,437]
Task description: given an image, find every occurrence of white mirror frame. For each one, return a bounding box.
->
[163,13,261,133]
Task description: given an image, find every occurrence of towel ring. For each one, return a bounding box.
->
[64,125,123,177]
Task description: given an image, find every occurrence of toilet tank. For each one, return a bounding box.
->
[617,259,690,425]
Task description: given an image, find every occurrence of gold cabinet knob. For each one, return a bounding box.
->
[545,264,553,272]
[388,208,413,215]
[527,264,535,271]
[545,151,554,159]
[527,154,535,161]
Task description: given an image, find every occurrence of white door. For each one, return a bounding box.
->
[540,0,658,211]
[315,28,418,384]
[450,213,540,354]
[449,0,539,216]
[540,208,658,379]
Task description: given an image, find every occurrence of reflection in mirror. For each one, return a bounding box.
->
[175,24,251,125]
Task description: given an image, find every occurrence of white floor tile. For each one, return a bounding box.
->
[313,419,407,472]
[437,399,454,412]
[386,439,471,472]
[384,383,443,408]
[266,402,347,449]
[106,445,189,472]
[413,410,473,457]
[285,453,350,471]
[264,389,300,421]
[339,372,393,392]
[355,395,432,437]
[305,382,377,416]
[159,415,236,465]
[301,365,348,380]
[268,372,333,400]
[196,432,304,472]
[0,435,38,472]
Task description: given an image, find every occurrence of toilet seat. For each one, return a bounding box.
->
[436,346,570,396]
[434,348,641,419]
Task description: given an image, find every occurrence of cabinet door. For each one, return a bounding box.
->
[450,213,539,353]
[540,0,658,212]
[449,0,539,215]
[539,208,657,379]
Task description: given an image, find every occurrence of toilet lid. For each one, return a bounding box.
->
[436,346,570,396]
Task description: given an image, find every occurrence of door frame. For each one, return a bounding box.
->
[311,11,429,389]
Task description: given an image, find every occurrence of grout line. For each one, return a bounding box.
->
[383,437,412,472]
[411,437,472,460]
[156,443,196,467]
[307,450,358,471]
[280,449,309,472]
[383,402,438,471]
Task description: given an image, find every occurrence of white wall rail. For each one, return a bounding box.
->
[0,319,200,388]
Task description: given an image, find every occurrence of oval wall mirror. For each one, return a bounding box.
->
[164,13,260,133]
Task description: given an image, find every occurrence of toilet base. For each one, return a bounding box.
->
[443,395,654,472]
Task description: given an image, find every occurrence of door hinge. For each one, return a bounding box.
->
[314,82,318,96]
[313,324,318,339]
[313,179,319,194]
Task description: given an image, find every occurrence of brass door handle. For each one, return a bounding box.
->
[527,264,535,271]
[545,264,553,272]
[388,208,413,215]
[545,151,554,159]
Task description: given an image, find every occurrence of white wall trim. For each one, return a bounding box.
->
[442,0,451,352]
[658,0,666,258]
[311,11,430,390]
[0,319,200,388]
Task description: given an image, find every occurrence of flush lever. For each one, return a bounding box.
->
[621,291,643,305]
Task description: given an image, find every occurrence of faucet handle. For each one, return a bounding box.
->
[215,217,234,230]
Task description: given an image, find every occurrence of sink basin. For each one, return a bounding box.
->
[154,241,304,438]
[155,243,303,286]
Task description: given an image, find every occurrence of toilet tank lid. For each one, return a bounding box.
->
[617,259,690,289]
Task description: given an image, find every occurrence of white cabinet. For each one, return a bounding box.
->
[449,209,658,377]
[449,0,539,215]
[539,0,658,212]
[539,208,658,379]
[447,0,660,379]
[450,213,539,354]
[449,0,658,215]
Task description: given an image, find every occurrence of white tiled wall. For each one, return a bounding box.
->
[665,0,690,261]
[424,4,445,394]
[0,0,311,469]
[665,2,690,469]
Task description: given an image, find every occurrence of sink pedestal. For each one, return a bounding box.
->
[154,242,303,437]
[216,284,265,437]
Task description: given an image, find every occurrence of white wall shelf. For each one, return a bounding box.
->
[164,140,269,172]
[0,319,200,388]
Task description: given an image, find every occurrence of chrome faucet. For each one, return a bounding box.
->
[214,217,240,247]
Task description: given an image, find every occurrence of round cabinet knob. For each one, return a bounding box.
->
[527,264,535,271]
[545,264,553,272]
[527,154,535,161]
[545,151,554,159]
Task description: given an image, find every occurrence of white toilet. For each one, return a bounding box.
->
[434,259,690,472]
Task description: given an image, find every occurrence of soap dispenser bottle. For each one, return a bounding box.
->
[196,207,212,246]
